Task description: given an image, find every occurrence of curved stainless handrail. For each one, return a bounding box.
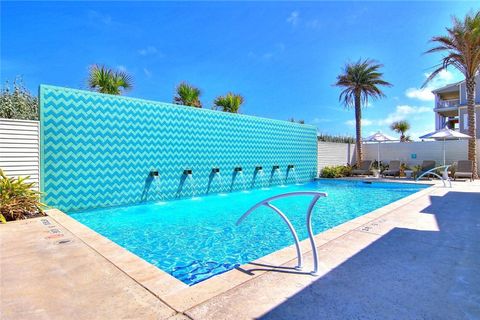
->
[236,191,327,275]
[415,165,451,188]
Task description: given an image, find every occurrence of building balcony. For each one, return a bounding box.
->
[436,99,460,109]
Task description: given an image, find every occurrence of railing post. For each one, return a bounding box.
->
[415,165,451,188]
[236,191,327,275]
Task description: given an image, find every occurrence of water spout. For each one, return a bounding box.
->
[181,169,197,198]
[231,167,247,192]
[252,166,265,189]
[270,165,285,186]
[287,165,300,185]
[211,168,225,193]
[152,174,164,200]
[237,171,247,191]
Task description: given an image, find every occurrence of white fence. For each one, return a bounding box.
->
[363,140,480,173]
[317,139,480,175]
[0,118,40,188]
[317,141,355,174]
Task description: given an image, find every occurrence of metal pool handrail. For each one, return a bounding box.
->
[415,165,452,188]
[236,191,327,275]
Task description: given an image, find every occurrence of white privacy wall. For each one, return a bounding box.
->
[362,140,480,173]
[0,118,40,188]
[317,141,355,174]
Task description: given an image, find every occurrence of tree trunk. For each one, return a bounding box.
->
[355,93,362,167]
[466,77,478,179]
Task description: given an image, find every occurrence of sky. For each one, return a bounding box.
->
[1,1,478,139]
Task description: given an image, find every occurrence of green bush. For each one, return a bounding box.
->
[317,133,355,144]
[320,165,352,178]
[0,169,45,222]
[0,77,39,120]
[371,160,389,172]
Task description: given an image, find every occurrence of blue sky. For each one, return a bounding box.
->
[1,1,478,139]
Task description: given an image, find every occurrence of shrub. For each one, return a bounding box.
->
[317,133,355,144]
[371,160,389,172]
[0,169,45,222]
[0,77,39,120]
[321,165,352,178]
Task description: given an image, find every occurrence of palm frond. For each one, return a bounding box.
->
[334,58,392,109]
[424,10,480,86]
[213,92,244,113]
[87,65,133,95]
[174,82,202,107]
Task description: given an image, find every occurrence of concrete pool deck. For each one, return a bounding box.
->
[1,179,480,319]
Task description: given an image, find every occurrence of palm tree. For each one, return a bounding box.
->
[335,59,392,166]
[88,65,133,95]
[213,92,244,113]
[424,11,480,179]
[174,82,202,107]
[390,120,411,142]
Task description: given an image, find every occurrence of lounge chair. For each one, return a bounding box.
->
[454,160,474,181]
[352,160,373,176]
[382,160,401,178]
[416,160,436,179]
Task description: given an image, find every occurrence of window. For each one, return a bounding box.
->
[463,113,469,130]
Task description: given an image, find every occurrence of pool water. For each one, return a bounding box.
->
[69,180,428,285]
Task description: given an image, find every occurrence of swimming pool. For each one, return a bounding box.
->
[69,180,428,285]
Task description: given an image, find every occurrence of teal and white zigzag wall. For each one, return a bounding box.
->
[40,85,318,212]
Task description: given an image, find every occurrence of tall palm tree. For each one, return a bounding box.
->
[390,120,411,142]
[335,59,392,166]
[88,65,133,95]
[174,82,202,107]
[213,92,244,113]
[424,11,480,179]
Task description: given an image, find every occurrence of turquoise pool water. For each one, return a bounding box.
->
[69,180,428,285]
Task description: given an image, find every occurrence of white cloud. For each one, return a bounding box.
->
[311,117,332,124]
[138,46,158,56]
[345,119,373,127]
[378,105,432,125]
[405,70,458,101]
[286,11,300,26]
[143,68,152,78]
[117,65,127,72]
[87,10,112,25]
[248,43,285,61]
[343,105,434,140]
[405,87,434,101]
[345,105,432,129]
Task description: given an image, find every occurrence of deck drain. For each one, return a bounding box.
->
[57,239,72,245]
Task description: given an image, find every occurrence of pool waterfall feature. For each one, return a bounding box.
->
[40,85,317,212]
[165,166,301,200]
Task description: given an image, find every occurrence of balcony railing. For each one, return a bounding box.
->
[436,99,460,109]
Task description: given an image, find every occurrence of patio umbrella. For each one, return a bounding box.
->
[363,131,397,164]
[419,125,471,165]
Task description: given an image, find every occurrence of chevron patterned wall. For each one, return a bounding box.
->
[40,85,318,212]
